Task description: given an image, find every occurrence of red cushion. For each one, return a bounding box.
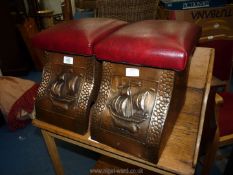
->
[199,40,233,81]
[32,18,127,55]
[94,20,201,71]
[219,92,233,137]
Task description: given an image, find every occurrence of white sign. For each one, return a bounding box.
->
[63,56,73,64]
[126,68,140,77]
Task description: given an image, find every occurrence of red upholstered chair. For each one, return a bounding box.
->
[218,92,233,146]
[202,91,233,175]
[200,37,233,175]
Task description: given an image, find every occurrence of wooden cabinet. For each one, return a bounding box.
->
[0,0,32,75]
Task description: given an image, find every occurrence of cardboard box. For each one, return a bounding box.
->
[158,4,233,40]
[158,5,233,81]
[159,0,228,10]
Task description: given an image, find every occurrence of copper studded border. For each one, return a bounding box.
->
[37,63,53,99]
[91,61,112,133]
[146,70,175,145]
[76,58,96,110]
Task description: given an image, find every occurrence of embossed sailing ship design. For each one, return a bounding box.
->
[108,82,156,132]
[49,71,80,109]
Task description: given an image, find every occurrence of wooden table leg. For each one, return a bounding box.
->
[41,129,65,175]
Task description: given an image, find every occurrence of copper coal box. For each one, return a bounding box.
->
[36,52,101,134]
[90,20,201,163]
[32,18,127,134]
[90,62,188,163]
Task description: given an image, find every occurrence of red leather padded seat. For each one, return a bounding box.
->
[94,20,201,71]
[32,18,127,55]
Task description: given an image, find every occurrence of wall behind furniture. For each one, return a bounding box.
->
[43,0,76,16]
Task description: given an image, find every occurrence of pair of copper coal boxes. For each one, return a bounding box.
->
[32,18,201,163]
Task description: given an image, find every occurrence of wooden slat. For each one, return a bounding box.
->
[158,113,199,175]
[187,47,213,89]
[181,87,203,116]
[193,48,214,166]
[33,109,199,175]
[211,76,227,87]
[219,134,233,147]
[34,119,174,175]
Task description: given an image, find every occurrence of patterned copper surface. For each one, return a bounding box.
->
[90,62,183,163]
[146,71,174,145]
[36,52,101,134]
[37,63,53,98]
[91,62,112,131]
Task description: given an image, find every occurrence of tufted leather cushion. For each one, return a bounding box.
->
[94,20,201,71]
[32,18,127,55]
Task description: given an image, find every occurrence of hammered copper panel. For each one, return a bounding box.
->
[90,62,180,162]
[36,52,101,134]
[37,63,53,98]
[146,70,175,145]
